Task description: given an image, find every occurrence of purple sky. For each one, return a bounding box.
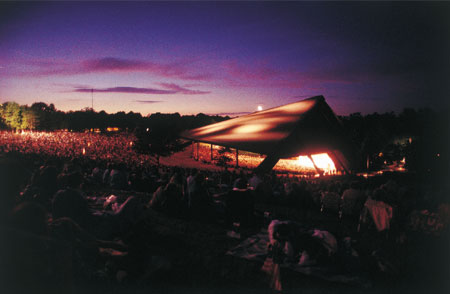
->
[1,1,449,116]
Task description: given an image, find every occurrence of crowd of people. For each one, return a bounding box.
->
[0,130,151,169]
[1,130,449,293]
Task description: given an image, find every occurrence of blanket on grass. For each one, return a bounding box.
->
[226,230,371,288]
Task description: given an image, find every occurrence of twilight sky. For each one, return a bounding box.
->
[1,1,449,116]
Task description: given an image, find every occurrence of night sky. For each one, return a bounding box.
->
[1,1,449,116]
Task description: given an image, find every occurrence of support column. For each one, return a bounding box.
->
[329,150,350,175]
[235,148,239,168]
[256,155,280,173]
[192,141,195,158]
[308,155,323,176]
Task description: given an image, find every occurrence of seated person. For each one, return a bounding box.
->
[20,165,58,210]
[341,181,367,219]
[53,188,145,239]
[268,220,338,266]
[149,181,186,218]
[187,172,217,221]
[9,201,128,284]
[320,183,341,214]
[359,188,394,233]
[5,202,70,293]
[109,164,128,190]
[225,178,254,227]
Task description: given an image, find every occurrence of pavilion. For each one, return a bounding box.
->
[180,96,354,173]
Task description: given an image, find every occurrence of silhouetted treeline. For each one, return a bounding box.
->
[0,102,229,132]
[339,108,449,175]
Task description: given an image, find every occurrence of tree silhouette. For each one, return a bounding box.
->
[20,107,37,130]
[31,102,57,130]
[133,122,188,166]
[3,102,23,130]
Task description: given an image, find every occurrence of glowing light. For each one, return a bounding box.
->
[257,105,263,111]
[296,153,336,173]
[196,123,230,135]
[311,153,336,171]
[82,147,86,155]
[232,124,271,134]
[277,100,315,114]
[297,156,315,168]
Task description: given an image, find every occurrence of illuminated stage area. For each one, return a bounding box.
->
[191,142,338,176]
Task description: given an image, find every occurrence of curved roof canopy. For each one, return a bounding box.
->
[181,96,352,170]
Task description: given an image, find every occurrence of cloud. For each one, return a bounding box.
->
[207,111,252,117]
[10,56,361,89]
[15,57,213,81]
[52,82,91,89]
[134,100,164,104]
[72,83,209,95]
[221,59,364,89]
[158,83,210,95]
[74,87,176,95]
[221,57,423,89]
[82,57,146,72]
